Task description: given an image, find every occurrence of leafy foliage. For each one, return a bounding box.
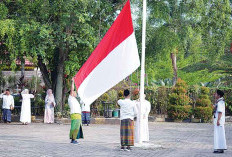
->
[134,0,232,85]
[0,0,126,111]
[168,78,192,120]
[194,87,213,122]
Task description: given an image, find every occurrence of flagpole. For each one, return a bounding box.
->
[139,0,147,144]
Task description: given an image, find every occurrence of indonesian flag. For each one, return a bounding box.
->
[74,0,140,105]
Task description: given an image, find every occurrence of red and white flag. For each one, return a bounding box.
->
[74,0,140,105]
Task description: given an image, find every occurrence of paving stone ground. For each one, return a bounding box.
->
[0,122,231,157]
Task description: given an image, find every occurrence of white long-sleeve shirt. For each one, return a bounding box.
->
[81,104,90,112]
[0,93,14,109]
[68,95,81,114]
[118,98,137,120]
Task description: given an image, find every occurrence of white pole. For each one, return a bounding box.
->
[138,0,147,144]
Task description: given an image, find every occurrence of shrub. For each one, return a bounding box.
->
[194,107,213,122]
[169,93,178,105]
[198,95,209,100]
[201,87,210,94]
[196,98,211,107]
[118,90,124,100]
[101,93,109,101]
[177,94,191,106]
[62,104,70,118]
[175,78,188,89]
[173,86,187,94]
[167,105,192,120]
[194,87,213,122]
[168,79,192,120]
[157,87,169,114]
[169,79,191,106]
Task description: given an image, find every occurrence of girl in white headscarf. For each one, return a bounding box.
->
[44,89,56,123]
[20,89,34,125]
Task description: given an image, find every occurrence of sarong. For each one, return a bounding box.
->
[214,125,227,150]
[82,111,91,124]
[2,109,11,122]
[69,113,84,140]
[120,119,134,146]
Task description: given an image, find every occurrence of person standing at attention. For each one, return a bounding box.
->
[68,78,83,144]
[118,89,137,151]
[213,89,227,153]
[134,94,151,143]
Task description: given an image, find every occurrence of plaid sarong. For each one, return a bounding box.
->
[120,119,134,146]
[70,113,84,140]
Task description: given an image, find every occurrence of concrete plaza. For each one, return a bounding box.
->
[0,122,231,157]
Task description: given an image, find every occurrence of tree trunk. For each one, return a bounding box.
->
[37,56,52,89]
[51,49,59,94]
[21,58,25,78]
[55,48,65,113]
[171,53,178,85]
[20,57,25,90]
[62,79,67,110]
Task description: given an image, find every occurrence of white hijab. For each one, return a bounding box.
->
[45,89,56,105]
[21,89,29,94]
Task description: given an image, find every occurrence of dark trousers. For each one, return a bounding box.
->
[2,109,11,122]
[82,112,90,124]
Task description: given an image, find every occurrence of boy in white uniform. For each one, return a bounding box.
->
[213,90,227,153]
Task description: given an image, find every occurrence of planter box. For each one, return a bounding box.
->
[182,119,191,123]
[226,116,232,122]
[31,116,36,121]
[165,118,174,122]
[191,118,201,123]
[55,118,70,124]
[174,119,183,123]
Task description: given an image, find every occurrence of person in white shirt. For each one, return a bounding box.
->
[0,89,14,123]
[118,89,137,151]
[20,89,34,125]
[68,78,83,144]
[134,94,151,143]
[213,90,227,153]
[81,101,91,126]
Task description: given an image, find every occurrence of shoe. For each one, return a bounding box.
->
[72,140,79,144]
[125,146,131,151]
[120,146,125,151]
[213,150,224,153]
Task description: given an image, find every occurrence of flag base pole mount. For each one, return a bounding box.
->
[134,142,162,150]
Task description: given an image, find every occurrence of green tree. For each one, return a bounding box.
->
[0,0,126,112]
[135,0,232,86]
